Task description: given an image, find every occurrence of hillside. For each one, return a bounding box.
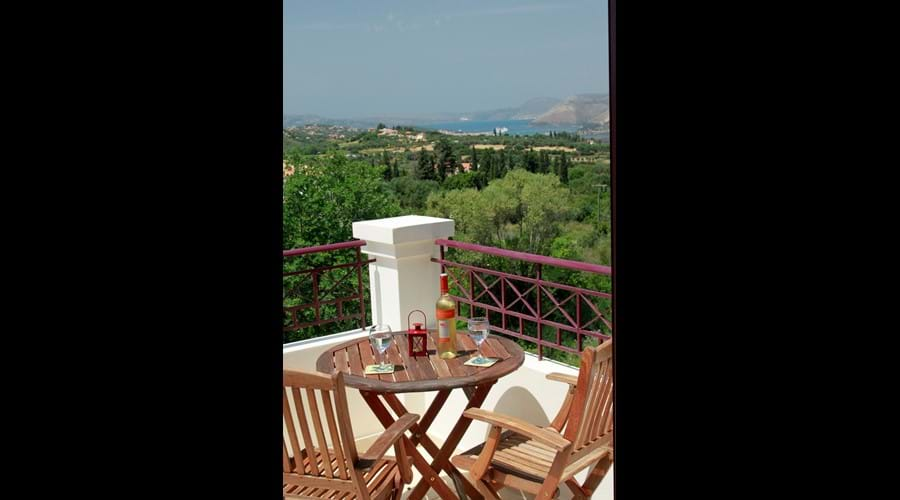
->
[469,97,561,121]
[532,94,610,126]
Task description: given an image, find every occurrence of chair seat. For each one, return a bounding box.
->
[452,430,560,483]
[284,448,401,499]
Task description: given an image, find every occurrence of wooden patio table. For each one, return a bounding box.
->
[316,329,525,500]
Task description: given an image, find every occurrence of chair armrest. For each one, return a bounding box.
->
[356,413,419,467]
[546,372,578,386]
[463,408,571,451]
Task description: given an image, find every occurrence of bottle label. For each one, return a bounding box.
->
[438,320,450,342]
[436,308,455,319]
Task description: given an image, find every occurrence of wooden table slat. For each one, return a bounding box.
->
[473,334,501,360]
[416,334,439,380]
[386,340,409,382]
[441,333,471,378]
[430,343,453,379]
[486,337,510,359]
[396,337,425,381]
[456,333,478,357]
[334,349,350,374]
[455,335,481,376]
[347,344,363,376]
[424,332,444,379]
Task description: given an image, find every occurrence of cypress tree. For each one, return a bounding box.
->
[525,150,538,173]
[415,151,436,180]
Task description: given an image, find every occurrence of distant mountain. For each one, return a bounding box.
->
[532,94,610,126]
[466,97,561,121]
[513,97,564,119]
[350,97,562,124]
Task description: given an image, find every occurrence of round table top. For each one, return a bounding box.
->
[315,329,525,393]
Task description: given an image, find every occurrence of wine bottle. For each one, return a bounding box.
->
[436,273,458,359]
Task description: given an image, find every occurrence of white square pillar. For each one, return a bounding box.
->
[352,215,455,333]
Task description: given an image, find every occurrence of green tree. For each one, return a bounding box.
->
[442,171,478,191]
[538,151,551,174]
[426,170,573,256]
[559,152,570,184]
[482,149,496,181]
[524,150,538,173]
[381,151,392,180]
[391,159,400,179]
[435,138,457,178]
[282,153,401,249]
[388,176,440,211]
[415,151,436,180]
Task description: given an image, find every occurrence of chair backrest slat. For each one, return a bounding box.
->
[333,372,359,465]
[283,442,293,472]
[283,390,306,474]
[321,390,349,480]
[576,349,604,448]
[564,347,594,443]
[292,387,320,475]
[593,361,614,442]
[305,387,335,479]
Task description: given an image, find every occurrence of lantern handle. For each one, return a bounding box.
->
[407,309,427,330]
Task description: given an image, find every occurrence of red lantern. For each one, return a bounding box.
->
[407,310,429,357]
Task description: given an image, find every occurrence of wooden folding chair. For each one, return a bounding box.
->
[451,340,613,499]
[283,369,419,499]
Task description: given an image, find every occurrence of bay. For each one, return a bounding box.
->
[419,119,584,136]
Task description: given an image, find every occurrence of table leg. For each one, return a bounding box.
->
[407,383,494,500]
[382,392,483,500]
[360,391,459,500]
[382,391,449,458]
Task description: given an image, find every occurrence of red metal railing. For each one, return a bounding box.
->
[282,240,375,341]
[432,238,612,360]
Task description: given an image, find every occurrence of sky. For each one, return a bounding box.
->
[283,0,609,118]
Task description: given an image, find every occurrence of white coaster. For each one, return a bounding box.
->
[364,364,395,374]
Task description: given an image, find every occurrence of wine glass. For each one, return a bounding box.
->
[368,324,393,371]
[467,317,490,365]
